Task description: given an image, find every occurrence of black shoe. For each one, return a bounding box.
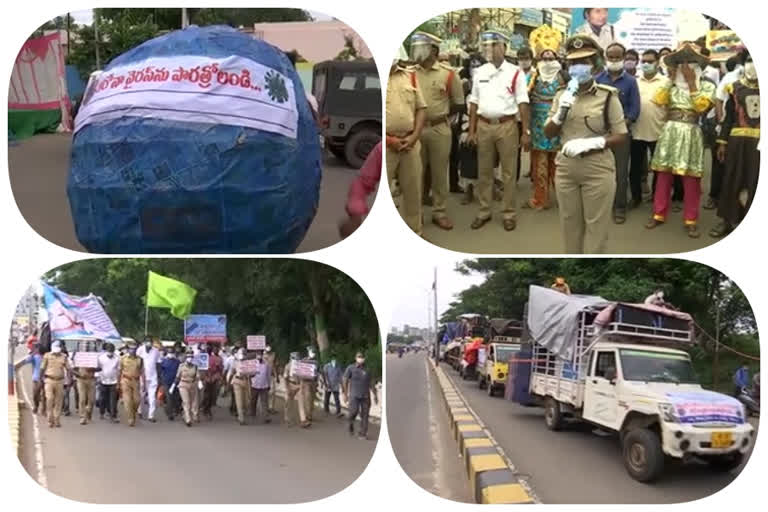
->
[168,416,175,421]
[149,418,157,423]
[186,421,191,427]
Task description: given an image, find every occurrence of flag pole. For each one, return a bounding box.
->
[144,300,149,337]
[433,267,438,361]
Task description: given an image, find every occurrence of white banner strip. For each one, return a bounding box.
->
[75,55,299,138]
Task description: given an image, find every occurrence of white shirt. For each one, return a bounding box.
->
[98,353,121,385]
[136,345,161,380]
[469,61,529,118]
[716,67,744,115]
[702,66,721,120]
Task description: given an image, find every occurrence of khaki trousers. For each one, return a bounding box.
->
[232,378,249,423]
[76,378,95,420]
[44,379,64,426]
[477,121,519,220]
[284,381,306,424]
[555,155,616,254]
[120,378,140,425]
[179,382,199,424]
[386,141,423,235]
[420,123,452,219]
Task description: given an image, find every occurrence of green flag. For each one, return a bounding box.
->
[146,271,197,319]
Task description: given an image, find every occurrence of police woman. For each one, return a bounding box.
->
[544,35,628,254]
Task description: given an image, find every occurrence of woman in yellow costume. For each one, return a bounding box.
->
[523,25,567,210]
[646,43,716,238]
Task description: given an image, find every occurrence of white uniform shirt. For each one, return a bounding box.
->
[716,67,745,119]
[97,353,121,385]
[136,345,161,380]
[469,61,529,119]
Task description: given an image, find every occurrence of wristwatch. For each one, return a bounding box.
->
[525,129,531,136]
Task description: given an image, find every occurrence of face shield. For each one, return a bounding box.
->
[410,42,433,64]
[479,33,506,63]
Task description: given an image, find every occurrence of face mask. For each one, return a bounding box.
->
[52,346,62,353]
[356,357,365,365]
[745,62,757,80]
[167,353,175,359]
[606,61,624,73]
[519,59,532,70]
[186,357,193,364]
[265,346,271,353]
[236,353,244,361]
[129,349,137,356]
[331,359,337,367]
[308,351,315,359]
[625,61,637,71]
[569,64,594,84]
[537,60,561,77]
[411,45,431,63]
[641,63,657,75]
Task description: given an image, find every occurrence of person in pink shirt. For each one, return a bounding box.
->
[339,142,382,238]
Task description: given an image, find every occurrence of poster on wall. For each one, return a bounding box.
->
[570,8,708,51]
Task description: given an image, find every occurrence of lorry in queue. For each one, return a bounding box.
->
[513,286,754,483]
[477,318,524,397]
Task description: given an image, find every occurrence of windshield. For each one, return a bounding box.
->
[495,345,521,363]
[619,349,699,384]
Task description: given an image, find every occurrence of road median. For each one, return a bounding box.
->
[429,359,535,504]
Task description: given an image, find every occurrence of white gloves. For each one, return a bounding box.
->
[459,132,469,144]
[561,137,607,158]
[197,380,204,391]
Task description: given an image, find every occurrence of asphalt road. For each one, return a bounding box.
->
[439,361,757,504]
[14,361,378,504]
[386,353,471,503]
[7,133,373,254]
[416,151,723,254]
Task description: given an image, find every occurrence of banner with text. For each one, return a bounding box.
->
[192,352,210,370]
[570,8,708,51]
[73,352,99,368]
[75,55,299,138]
[247,335,266,351]
[42,283,121,341]
[184,314,227,344]
[666,391,745,424]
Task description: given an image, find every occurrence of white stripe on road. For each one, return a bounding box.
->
[424,355,443,496]
[16,365,48,489]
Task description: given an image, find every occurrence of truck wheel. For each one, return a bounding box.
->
[622,429,665,482]
[544,398,563,431]
[344,129,381,169]
[708,452,744,472]
[487,382,495,397]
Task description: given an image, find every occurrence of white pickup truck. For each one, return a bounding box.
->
[527,299,754,483]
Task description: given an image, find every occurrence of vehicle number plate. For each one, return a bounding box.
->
[711,432,732,448]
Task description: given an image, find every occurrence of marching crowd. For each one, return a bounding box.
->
[384,17,759,253]
[15,337,379,440]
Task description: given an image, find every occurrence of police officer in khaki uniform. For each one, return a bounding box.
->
[118,341,144,427]
[227,347,250,425]
[386,48,427,235]
[300,347,319,425]
[264,345,279,414]
[545,35,628,253]
[74,358,97,425]
[468,30,532,232]
[40,341,72,428]
[175,348,202,427]
[410,31,465,231]
[283,352,308,427]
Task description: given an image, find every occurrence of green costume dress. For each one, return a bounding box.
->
[650,80,716,178]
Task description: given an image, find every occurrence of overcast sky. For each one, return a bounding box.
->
[390,260,486,330]
[69,9,331,26]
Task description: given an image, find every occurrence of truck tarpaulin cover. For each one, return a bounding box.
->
[442,322,460,343]
[527,285,609,361]
[69,25,321,253]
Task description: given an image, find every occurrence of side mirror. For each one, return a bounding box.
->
[605,369,617,384]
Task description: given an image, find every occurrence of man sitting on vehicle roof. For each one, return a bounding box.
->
[551,277,571,295]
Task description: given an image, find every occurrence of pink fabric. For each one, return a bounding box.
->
[345,142,382,217]
[594,302,693,328]
[653,172,701,224]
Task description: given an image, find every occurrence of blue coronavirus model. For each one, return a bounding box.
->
[69,25,321,253]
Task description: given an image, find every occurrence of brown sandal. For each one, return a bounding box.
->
[503,219,517,231]
[686,225,701,238]
[471,217,491,230]
[645,218,663,229]
[432,217,454,231]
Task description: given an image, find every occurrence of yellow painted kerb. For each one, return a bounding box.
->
[481,483,534,504]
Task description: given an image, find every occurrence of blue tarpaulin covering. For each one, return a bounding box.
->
[65,65,86,102]
[68,25,321,253]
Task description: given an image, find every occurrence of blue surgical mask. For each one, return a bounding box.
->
[641,63,657,75]
[569,64,594,84]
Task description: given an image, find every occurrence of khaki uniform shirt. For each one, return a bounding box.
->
[120,355,143,379]
[386,67,427,136]
[414,61,464,121]
[41,353,71,379]
[550,83,627,173]
[176,363,199,384]
[634,74,671,142]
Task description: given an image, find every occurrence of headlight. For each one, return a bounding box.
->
[658,402,679,423]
